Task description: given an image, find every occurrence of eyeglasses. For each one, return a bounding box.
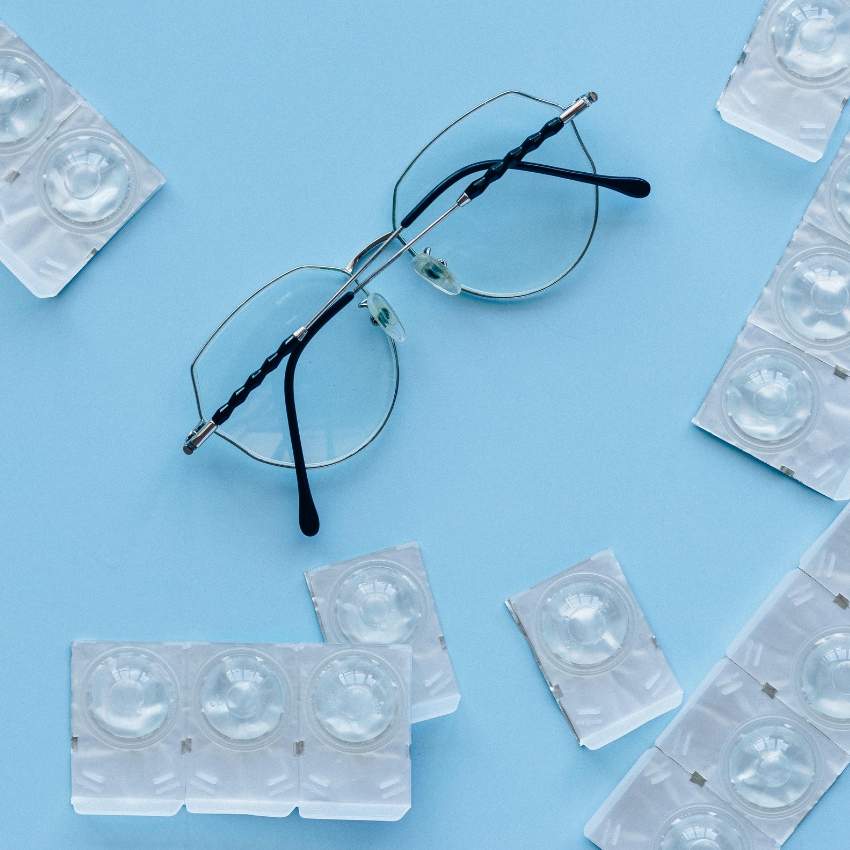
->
[183,91,650,536]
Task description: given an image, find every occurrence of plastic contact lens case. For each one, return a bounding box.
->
[71,641,412,821]
[748,221,850,372]
[655,658,849,844]
[693,321,850,499]
[584,746,779,850]
[717,0,850,161]
[505,550,682,750]
[801,500,850,597]
[728,569,850,753]
[305,542,460,724]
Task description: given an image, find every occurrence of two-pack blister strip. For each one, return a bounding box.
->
[305,542,460,724]
[71,641,411,821]
[506,550,682,750]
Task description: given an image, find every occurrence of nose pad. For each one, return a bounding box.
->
[412,248,461,295]
[364,292,406,342]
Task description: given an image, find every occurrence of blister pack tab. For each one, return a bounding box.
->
[748,221,850,371]
[655,658,849,844]
[506,550,682,750]
[305,542,459,723]
[584,746,779,850]
[801,500,850,595]
[71,641,411,820]
[717,0,850,161]
[728,569,850,753]
[693,321,850,499]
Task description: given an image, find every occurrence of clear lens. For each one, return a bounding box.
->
[798,630,850,723]
[656,806,749,850]
[393,91,598,298]
[191,267,399,467]
[0,51,49,147]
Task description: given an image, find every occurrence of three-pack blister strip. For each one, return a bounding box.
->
[717,0,850,162]
[694,122,850,499]
[586,517,850,849]
[0,19,164,297]
[506,550,683,750]
[71,641,412,820]
[305,542,460,724]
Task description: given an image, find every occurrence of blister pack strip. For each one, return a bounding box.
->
[801,498,850,596]
[717,0,850,162]
[305,542,459,724]
[71,641,411,820]
[0,17,164,297]
[506,550,682,750]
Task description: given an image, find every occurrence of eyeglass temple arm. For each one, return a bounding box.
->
[283,290,356,536]
[400,160,649,229]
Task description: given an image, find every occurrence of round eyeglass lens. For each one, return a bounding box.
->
[798,631,850,723]
[86,649,178,743]
[329,562,427,644]
[537,574,632,671]
[199,651,288,743]
[192,267,399,467]
[393,91,598,298]
[771,0,850,83]
[777,250,850,345]
[722,351,817,446]
[725,721,817,812]
[0,52,49,147]
[656,806,749,850]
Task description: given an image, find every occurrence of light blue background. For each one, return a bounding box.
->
[1,1,848,847]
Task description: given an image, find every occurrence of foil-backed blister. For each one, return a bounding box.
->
[506,550,682,749]
[305,542,459,723]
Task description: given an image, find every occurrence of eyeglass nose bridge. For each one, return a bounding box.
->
[346,230,402,275]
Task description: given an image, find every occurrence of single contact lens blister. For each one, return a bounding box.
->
[305,542,459,723]
[506,550,682,750]
[584,746,780,850]
[655,658,849,844]
[800,500,850,595]
[728,569,850,753]
[693,321,850,499]
[0,100,164,297]
[717,0,850,161]
[805,129,850,244]
[71,641,411,820]
[749,221,850,371]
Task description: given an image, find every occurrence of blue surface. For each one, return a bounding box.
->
[1,1,849,847]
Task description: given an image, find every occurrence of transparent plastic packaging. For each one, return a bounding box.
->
[505,550,682,749]
[800,499,850,595]
[693,321,850,499]
[655,658,849,844]
[804,129,850,243]
[71,641,411,820]
[584,746,780,850]
[305,542,459,723]
[717,0,850,161]
[727,569,850,753]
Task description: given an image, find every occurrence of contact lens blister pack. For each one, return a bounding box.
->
[800,499,850,595]
[693,321,850,499]
[584,746,780,850]
[717,0,850,161]
[305,542,460,723]
[748,221,850,371]
[728,569,850,753]
[804,129,850,243]
[655,658,849,843]
[71,641,412,820]
[505,550,683,750]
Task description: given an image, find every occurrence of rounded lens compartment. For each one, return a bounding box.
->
[191,266,399,468]
[797,630,850,724]
[309,651,402,748]
[536,573,633,672]
[655,805,750,850]
[85,648,178,745]
[0,50,50,148]
[329,561,427,644]
[722,349,818,447]
[198,650,288,745]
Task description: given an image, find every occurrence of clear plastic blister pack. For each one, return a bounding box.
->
[506,550,682,750]
[305,542,460,723]
[693,321,850,499]
[728,569,850,753]
[717,0,850,161]
[584,746,780,850]
[800,499,850,595]
[805,130,850,242]
[71,641,411,820]
[655,658,849,844]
